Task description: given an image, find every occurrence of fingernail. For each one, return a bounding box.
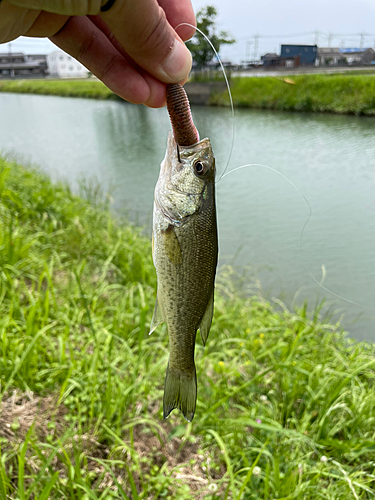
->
[160,39,192,82]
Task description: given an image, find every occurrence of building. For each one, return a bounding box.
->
[339,48,375,65]
[27,54,48,64]
[317,47,344,66]
[0,52,47,78]
[46,51,89,78]
[280,44,318,66]
[261,45,318,68]
[261,53,281,67]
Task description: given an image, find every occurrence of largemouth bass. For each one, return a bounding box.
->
[150,84,218,422]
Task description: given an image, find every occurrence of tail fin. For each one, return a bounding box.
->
[163,363,197,422]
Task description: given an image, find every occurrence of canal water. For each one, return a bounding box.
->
[0,93,374,341]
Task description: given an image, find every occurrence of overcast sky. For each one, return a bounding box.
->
[1,0,375,62]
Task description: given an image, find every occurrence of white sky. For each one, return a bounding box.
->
[1,0,375,62]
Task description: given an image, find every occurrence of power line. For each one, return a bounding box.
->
[238,31,375,45]
[238,30,320,41]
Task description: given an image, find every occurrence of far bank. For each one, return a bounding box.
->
[1,72,375,115]
[208,73,375,115]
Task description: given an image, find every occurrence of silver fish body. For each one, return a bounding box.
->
[150,131,218,421]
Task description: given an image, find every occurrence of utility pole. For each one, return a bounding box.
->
[9,42,15,79]
[246,40,253,62]
[314,30,319,45]
[328,32,332,47]
[360,33,364,49]
[254,34,259,61]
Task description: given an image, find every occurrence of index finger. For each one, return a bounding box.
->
[157,0,196,41]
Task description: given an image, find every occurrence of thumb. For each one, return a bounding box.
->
[100,0,192,83]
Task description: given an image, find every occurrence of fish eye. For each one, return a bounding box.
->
[194,160,206,176]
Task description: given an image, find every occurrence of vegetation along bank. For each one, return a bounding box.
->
[210,73,375,115]
[2,72,375,115]
[0,79,115,100]
[1,157,375,498]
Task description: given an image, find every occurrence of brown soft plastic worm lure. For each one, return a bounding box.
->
[166,83,199,146]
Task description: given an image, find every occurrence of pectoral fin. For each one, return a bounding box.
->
[163,226,182,265]
[149,296,164,335]
[199,291,214,346]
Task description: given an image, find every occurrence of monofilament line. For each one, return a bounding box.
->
[222,164,375,312]
[176,22,235,182]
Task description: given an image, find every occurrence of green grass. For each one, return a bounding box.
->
[0,157,375,499]
[2,73,375,115]
[211,74,375,115]
[0,79,116,100]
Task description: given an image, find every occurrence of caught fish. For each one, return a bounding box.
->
[150,83,218,422]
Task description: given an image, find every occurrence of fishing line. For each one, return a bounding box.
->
[177,24,374,312]
[222,163,375,312]
[175,22,235,182]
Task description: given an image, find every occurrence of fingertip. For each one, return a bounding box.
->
[158,0,196,41]
[142,76,167,108]
[116,78,151,105]
[175,22,196,42]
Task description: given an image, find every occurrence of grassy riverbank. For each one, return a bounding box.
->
[1,158,375,499]
[0,78,115,100]
[1,73,375,115]
[211,74,375,115]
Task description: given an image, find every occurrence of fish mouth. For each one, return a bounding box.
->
[163,132,211,175]
[166,83,200,147]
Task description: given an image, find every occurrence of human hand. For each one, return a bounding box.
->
[0,0,196,107]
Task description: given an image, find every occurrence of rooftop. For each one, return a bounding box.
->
[0,52,25,57]
[339,48,373,53]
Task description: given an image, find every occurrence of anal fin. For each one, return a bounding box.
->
[199,291,214,346]
[149,296,164,335]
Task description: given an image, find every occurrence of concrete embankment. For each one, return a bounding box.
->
[184,81,227,105]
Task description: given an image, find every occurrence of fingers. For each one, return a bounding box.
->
[51,16,166,107]
[100,0,192,84]
[0,1,40,43]
[157,0,196,41]
[24,11,69,37]
[2,0,196,107]
[4,0,103,16]
[88,15,168,107]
